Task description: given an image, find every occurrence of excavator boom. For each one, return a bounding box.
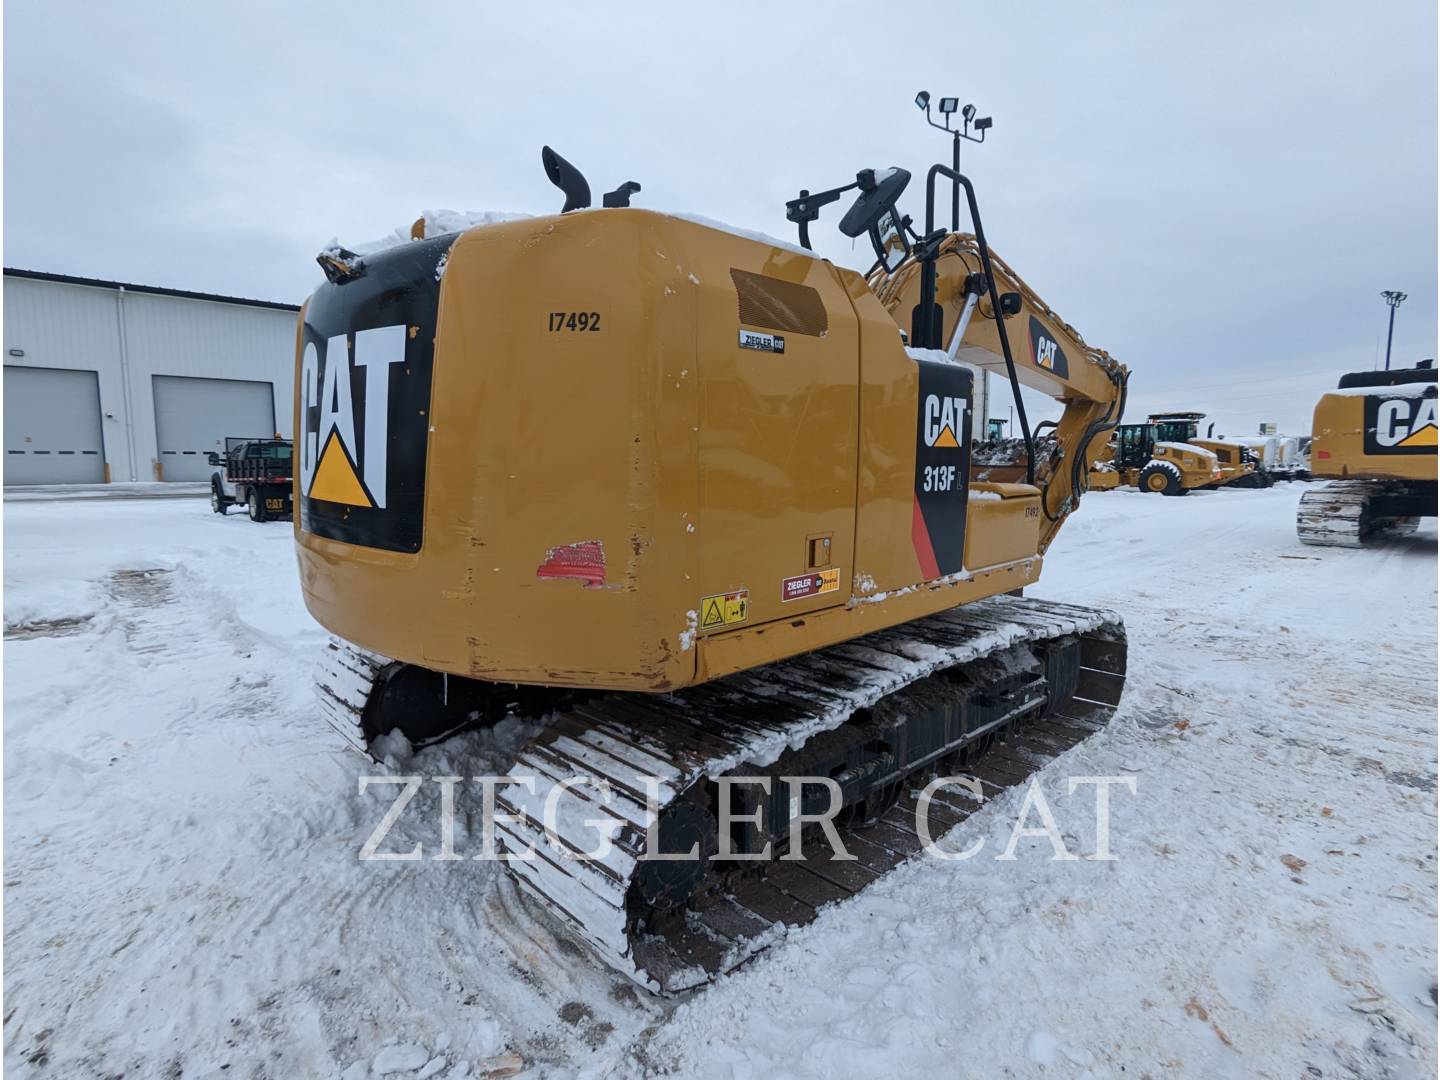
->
[874,233,1127,544]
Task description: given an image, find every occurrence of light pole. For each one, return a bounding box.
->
[1381,291,1407,370]
[914,92,993,231]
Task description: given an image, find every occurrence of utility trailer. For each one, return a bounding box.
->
[207,437,293,522]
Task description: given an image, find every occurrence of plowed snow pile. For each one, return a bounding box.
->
[4,486,1435,1078]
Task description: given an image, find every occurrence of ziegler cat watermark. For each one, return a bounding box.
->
[356,773,1137,864]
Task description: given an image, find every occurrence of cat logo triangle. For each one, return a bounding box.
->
[1398,423,1438,448]
[309,430,373,507]
[933,425,960,448]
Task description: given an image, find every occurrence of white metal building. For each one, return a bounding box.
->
[2,269,300,484]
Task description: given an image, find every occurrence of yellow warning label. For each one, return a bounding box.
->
[700,589,749,630]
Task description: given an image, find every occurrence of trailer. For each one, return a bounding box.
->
[207,437,293,522]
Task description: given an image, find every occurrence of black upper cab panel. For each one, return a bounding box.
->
[1337,363,1437,390]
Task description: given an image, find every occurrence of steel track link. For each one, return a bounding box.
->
[315,595,1127,992]
[493,594,1127,993]
[1297,480,1423,548]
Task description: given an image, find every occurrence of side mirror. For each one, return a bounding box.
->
[838,167,912,273]
[838,167,911,240]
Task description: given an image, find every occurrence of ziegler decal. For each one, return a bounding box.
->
[298,233,453,553]
[781,569,839,602]
[1363,392,1438,455]
[739,329,785,353]
[1028,315,1069,379]
[912,358,972,580]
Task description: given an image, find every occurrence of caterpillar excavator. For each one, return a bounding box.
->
[1297,362,1437,546]
[297,134,1130,993]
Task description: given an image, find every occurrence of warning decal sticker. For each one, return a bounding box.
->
[780,568,840,603]
[700,589,749,629]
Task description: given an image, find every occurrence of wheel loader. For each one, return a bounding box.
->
[1146,411,1264,488]
[1087,422,1221,495]
[295,137,1130,992]
[1297,361,1437,546]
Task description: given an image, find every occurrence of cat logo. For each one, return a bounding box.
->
[1363,392,1438,455]
[1028,315,1069,379]
[923,394,967,449]
[912,357,972,579]
[298,231,447,554]
[299,325,408,508]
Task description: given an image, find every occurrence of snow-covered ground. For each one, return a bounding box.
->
[4,485,1435,1078]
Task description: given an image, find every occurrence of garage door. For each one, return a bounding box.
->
[4,366,106,485]
[152,375,275,482]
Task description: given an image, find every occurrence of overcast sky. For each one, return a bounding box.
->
[5,1,1435,433]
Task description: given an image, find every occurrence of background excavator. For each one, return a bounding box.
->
[1298,361,1437,545]
[297,128,1130,992]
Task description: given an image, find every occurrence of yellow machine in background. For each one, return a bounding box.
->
[1086,438,1122,491]
[1298,362,1437,545]
[297,138,1129,991]
[1146,411,1263,487]
[1089,422,1222,494]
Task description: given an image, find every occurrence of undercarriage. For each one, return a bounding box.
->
[1297,479,1435,547]
[317,594,1127,992]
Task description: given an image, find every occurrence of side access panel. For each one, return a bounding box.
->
[693,235,860,633]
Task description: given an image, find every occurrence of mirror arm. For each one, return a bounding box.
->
[785,182,858,251]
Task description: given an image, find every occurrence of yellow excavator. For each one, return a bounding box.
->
[1298,362,1436,545]
[296,135,1129,992]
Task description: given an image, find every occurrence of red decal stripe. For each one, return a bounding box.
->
[911,494,940,580]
